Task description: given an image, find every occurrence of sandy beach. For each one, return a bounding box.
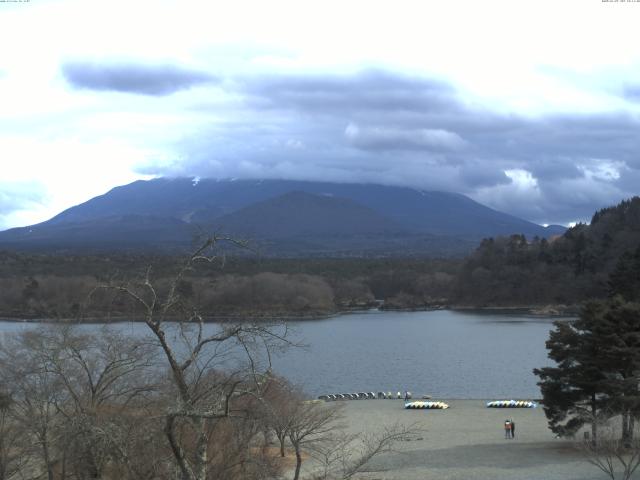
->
[316,399,605,480]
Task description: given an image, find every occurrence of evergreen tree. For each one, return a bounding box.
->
[535,299,640,443]
[609,246,640,301]
[591,299,640,443]
[534,302,609,441]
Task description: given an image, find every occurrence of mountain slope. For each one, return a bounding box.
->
[213,191,402,238]
[0,215,191,251]
[0,178,565,255]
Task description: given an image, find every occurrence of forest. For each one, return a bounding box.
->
[0,254,459,320]
[455,197,640,307]
[1,196,640,320]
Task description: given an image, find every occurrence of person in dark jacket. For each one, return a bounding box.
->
[510,419,516,439]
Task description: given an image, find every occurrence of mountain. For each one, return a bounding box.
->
[0,178,566,256]
[213,191,402,238]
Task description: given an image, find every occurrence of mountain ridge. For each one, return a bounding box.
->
[0,178,566,256]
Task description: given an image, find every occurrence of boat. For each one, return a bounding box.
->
[486,400,537,408]
[405,401,449,409]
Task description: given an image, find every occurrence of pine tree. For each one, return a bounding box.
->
[609,246,640,301]
[534,301,609,441]
[591,299,640,443]
[535,299,640,443]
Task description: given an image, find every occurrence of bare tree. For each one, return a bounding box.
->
[0,325,160,480]
[258,374,301,458]
[308,423,424,480]
[42,326,158,479]
[94,236,292,480]
[204,410,281,480]
[0,391,27,480]
[286,400,345,480]
[0,334,64,480]
[579,414,640,480]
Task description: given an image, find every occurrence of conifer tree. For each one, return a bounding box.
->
[592,299,640,443]
[536,298,640,443]
[534,301,608,441]
[536,243,640,443]
[609,246,640,301]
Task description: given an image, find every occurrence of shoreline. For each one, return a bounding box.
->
[0,304,579,323]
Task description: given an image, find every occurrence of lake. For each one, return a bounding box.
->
[0,310,561,399]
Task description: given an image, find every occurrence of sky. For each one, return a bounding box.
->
[1,0,640,229]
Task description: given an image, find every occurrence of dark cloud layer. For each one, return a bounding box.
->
[242,70,457,114]
[344,123,466,151]
[139,69,640,225]
[62,62,216,96]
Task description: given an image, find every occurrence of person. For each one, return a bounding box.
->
[510,419,516,439]
[504,419,511,439]
[404,391,409,401]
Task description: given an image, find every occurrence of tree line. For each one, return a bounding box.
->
[0,255,459,319]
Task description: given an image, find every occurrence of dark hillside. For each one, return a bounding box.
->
[453,197,640,307]
[0,215,192,252]
[212,191,402,238]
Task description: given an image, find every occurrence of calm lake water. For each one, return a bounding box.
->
[0,310,561,399]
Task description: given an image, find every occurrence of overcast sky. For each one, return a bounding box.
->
[1,0,640,229]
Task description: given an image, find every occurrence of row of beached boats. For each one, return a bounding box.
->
[318,391,412,401]
[403,399,537,409]
[486,400,537,408]
[317,393,537,409]
[405,401,450,409]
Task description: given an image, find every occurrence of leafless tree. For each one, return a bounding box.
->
[257,374,301,458]
[44,326,158,479]
[0,325,160,480]
[579,414,640,480]
[93,236,293,480]
[308,423,424,480]
[286,400,346,480]
[0,332,64,480]
[0,391,27,480]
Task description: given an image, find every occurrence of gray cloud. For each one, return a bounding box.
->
[458,163,511,189]
[62,61,217,96]
[141,69,640,225]
[345,123,466,151]
[242,69,457,114]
